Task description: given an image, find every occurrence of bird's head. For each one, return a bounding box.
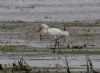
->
[41,24,49,30]
[37,24,49,32]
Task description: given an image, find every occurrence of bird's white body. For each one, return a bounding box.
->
[47,28,62,36]
[40,24,70,39]
[39,24,70,53]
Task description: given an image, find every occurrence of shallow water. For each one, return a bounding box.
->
[0,55,100,71]
[0,0,100,22]
[0,38,100,50]
[0,38,100,71]
[0,38,51,48]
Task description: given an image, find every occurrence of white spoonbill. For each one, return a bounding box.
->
[38,24,70,53]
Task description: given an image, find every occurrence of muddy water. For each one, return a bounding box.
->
[0,38,100,71]
[0,55,100,71]
[0,38,100,49]
[0,39,52,48]
[0,0,100,21]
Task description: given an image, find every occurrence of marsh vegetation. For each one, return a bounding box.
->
[0,20,99,73]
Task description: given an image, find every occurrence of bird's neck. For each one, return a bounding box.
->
[43,27,49,30]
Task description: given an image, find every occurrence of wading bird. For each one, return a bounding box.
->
[38,24,70,53]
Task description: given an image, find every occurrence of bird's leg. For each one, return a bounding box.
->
[54,37,59,53]
[55,37,61,53]
[40,34,42,41]
[54,38,58,53]
[67,43,70,48]
[63,37,66,43]
[57,41,60,49]
[57,40,60,53]
[62,36,66,43]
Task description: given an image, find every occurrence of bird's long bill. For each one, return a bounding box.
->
[37,27,42,32]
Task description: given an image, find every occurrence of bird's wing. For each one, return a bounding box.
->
[47,28,62,36]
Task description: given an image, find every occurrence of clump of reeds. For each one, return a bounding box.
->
[86,56,99,73]
[65,56,71,73]
[12,58,31,73]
